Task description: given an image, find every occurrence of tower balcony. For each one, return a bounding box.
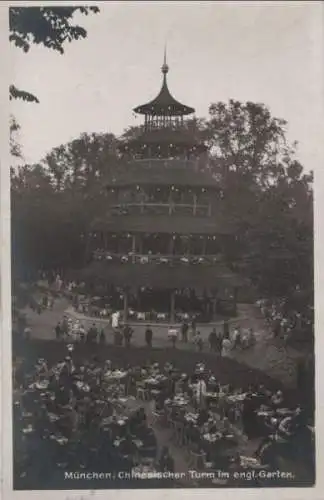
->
[110,202,211,217]
[92,250,225,267]
[129,158,196,170]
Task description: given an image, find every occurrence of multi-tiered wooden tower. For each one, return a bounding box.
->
[84,54,242,322]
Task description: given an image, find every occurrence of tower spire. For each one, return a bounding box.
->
[161,44,169,75]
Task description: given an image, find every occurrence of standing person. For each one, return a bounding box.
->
[48,295,54,310]
[111,311,120,331]
[273,316,281,338]
[61,316,69,339]
[42,295,48,309]
[194,331,203,352]
[168,326,178,348]
[87,323,98,344]
[191,315,197,339]
[223,318,230,339]
[55,321,62,340]
[194,377,207,410]
[79,324,86,342]
[232,326,241,349]
[181,321,189,343]
[208,328,217,352]
[123,324,133,348]
[23,325,31,340]
[221,336,232,357]
[215,329,223,355]
[158,446,175,473]
[145,325,153,348]
[99,329,106,344]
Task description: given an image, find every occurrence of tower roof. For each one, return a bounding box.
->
[133,50,195,117]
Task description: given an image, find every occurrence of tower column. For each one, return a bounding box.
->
[103,232,108,250]
[202,236,207,255]
[193,192,197,216]
[132,234,136,263]
[123,290,128,323]
[212,296,217,321]
[169,235,175,255]
[170,289,175,323]
[233,287,238,315]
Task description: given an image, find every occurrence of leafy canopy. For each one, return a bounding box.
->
[9,6,99,102]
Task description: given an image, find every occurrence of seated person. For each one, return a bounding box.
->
[141,427,157,458]
[271,390,284,408]
[255,435,277,467]
[155,390,167,412]
[129,407,147,435]
[118,434,137,459]
[197,408,209,427]
[158,446,175,473]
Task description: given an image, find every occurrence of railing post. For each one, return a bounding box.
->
[123,290,128,323]
[193,193,197,216]
[132,234,136,263]
[170,290,175,323]
[202,236,207,255]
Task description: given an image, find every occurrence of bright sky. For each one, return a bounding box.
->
[10,1,323,172]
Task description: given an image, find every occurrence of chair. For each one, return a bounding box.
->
[136,386,149,401]
[150,389,161,399]
[165,407,173,426]
[188,450,207,470]
[151,411,165,427]
[173,421,185,446]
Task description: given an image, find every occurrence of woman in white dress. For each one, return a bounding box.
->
[221,336,232,357]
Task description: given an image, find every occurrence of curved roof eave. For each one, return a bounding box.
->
[133,73,195,116]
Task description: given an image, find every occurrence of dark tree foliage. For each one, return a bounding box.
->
[9,6,99,102]
[10,101,313,315]
[11,133,119,279]
[9,6,99,53]
[10,115,23,158]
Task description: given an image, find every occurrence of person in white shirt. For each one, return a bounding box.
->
[111,311,120,330]
[232,327,241,349]
[195,378,207,409]
[168,327,178,348]
[221,337,232,357]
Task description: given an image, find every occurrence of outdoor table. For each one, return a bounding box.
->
[47,412,60,423]
[202,432,236,444]
[21,411,33,418]
[276,408,294,416]
[205,392,220,402]
[22,424,34,434]
[165,394,190,408]
[226,393,247,403]
[184,412,199,424]
[239,456,265,469]
[104,370,128,382]
[75,381,91,393]
[49,434,68,445]
[132,464,157,475]
[30,380,50,390]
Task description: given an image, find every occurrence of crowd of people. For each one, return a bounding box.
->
[50,312,256,358]
[256,297,313,343]
[12,277,315,486]
[13,343,314,488]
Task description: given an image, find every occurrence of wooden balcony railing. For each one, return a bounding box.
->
[110,203,211,217]
[130,158,196,169]
[92,250,224,266]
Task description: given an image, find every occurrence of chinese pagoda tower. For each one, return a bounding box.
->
[85,52,242,323]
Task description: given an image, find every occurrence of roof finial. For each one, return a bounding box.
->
[161,44,169,74]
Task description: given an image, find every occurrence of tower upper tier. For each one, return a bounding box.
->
[133,51,195,117]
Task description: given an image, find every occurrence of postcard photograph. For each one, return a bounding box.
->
[5,1,320,492]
